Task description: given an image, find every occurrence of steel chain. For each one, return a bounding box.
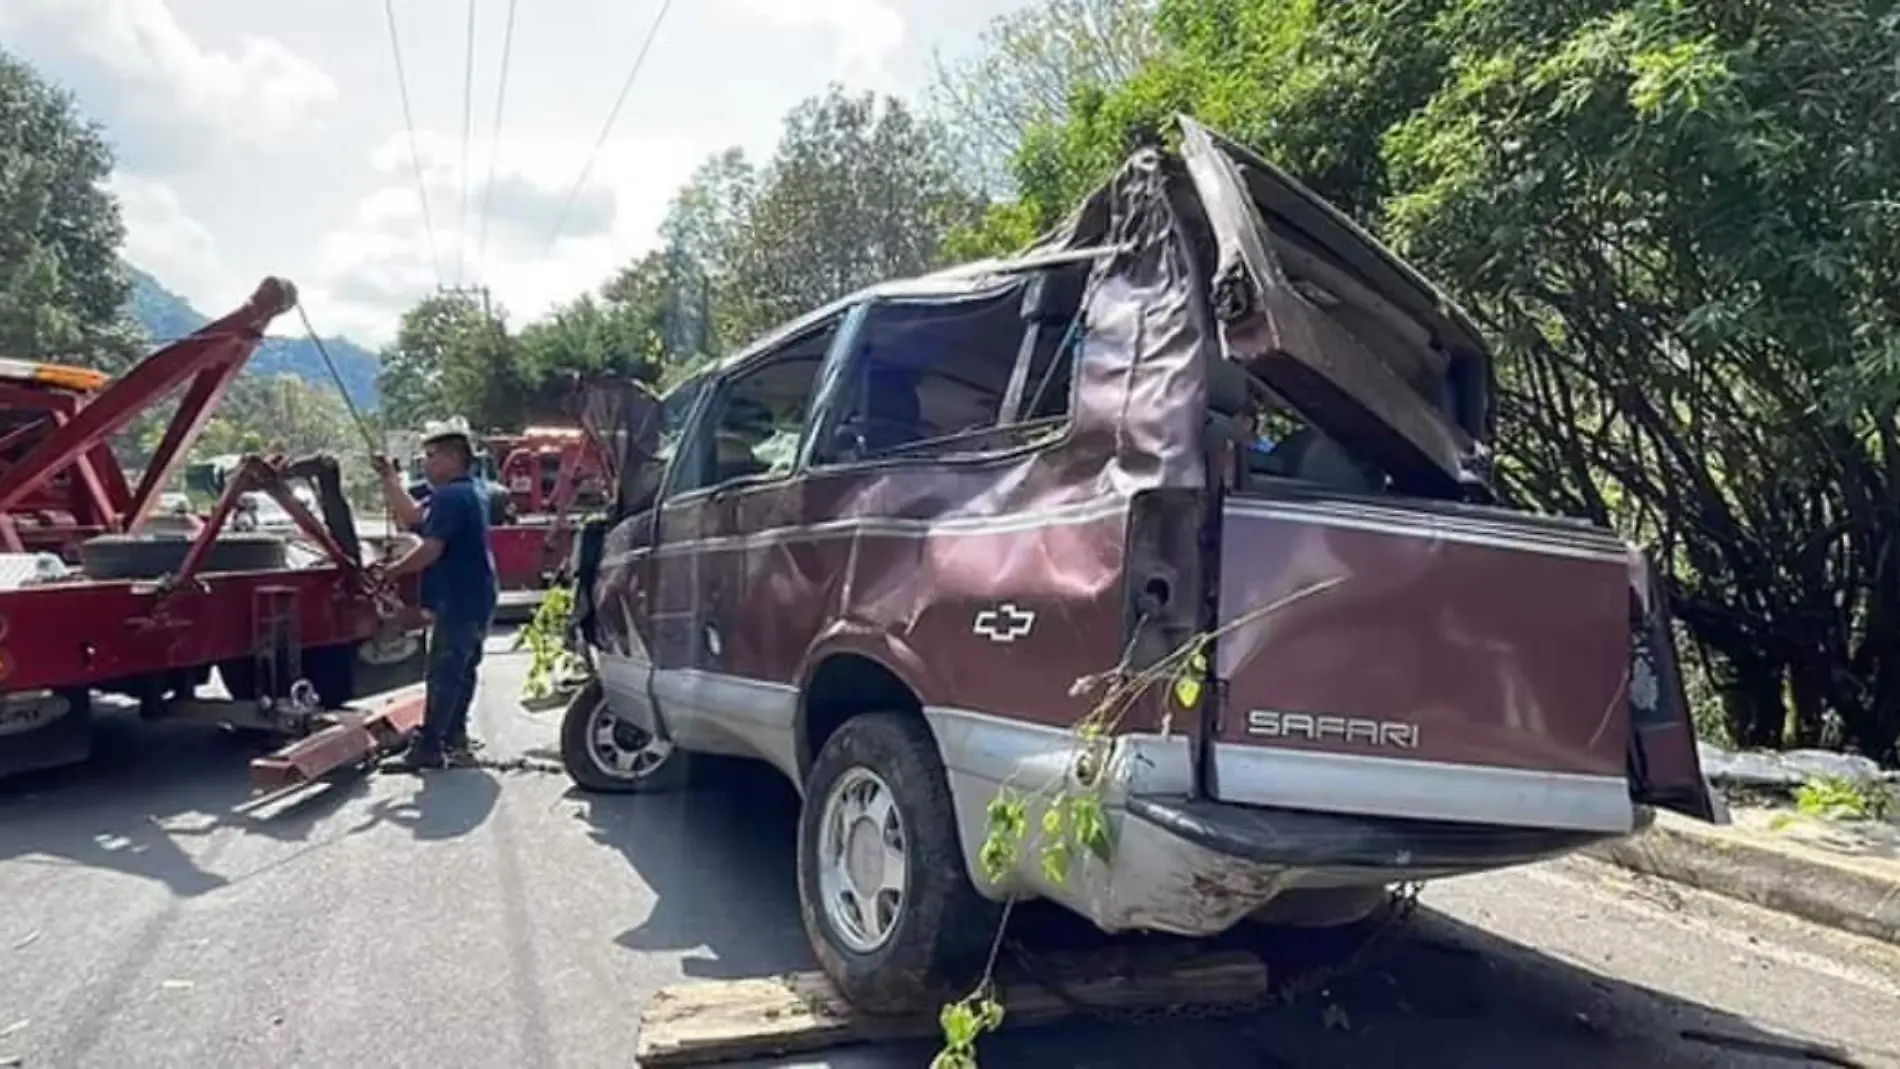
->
[462,754,567,775]
[1004,882,1423,1028]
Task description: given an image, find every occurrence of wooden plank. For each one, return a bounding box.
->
[635,947,1270,1067]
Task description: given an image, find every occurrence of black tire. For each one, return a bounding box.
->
[79,533,287,580]
[0,689,92,780]
[558,679,691,793]
[797,711,1002,1016]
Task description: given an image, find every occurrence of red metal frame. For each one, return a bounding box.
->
[0,277,419,696]
[492,429,606,517]
[498,430,603,589]
[0,277,297,544]
[0,279,434,785]
[248,689,425,789]
[0,565,408,692]
[0,381,135,556]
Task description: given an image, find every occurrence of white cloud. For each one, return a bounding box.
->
[0,0,336,170]
[5,0,1005,356]
[109,172,243,314]
[720,0,906,85]
[303,128,710,347]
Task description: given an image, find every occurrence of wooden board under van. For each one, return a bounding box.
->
[634,947,1270,1066]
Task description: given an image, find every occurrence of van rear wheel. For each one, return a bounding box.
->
[797,711,1000,1015]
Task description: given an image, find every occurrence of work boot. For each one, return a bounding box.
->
[381,742,446,774]
[445,738,484,768]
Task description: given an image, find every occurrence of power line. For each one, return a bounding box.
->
[474,0,520,284]
[538,0,676,261]
[294,304,381,457]
[456,0,480,287]
[381,0,442,287]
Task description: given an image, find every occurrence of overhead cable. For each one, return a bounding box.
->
[538,0,676,261]
[381,0,443,287]
[474,0,520,283]
[456,0,480,286]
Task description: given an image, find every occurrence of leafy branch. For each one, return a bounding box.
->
[517,584,588,706]
[932,577,1344,1066]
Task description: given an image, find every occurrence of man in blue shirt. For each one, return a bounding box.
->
[372,419,499,772]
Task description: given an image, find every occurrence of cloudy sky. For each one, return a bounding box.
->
[1,0,1028,347]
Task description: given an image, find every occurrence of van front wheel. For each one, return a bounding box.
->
[558,680,691,793]
[796,711,1000,1015]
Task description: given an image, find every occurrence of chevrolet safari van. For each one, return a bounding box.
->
[558,117,1718,1015]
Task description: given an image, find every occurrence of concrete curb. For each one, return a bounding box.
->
[1585,814,1900,946]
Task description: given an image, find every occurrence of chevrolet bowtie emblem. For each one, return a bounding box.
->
[972,603,1036,644]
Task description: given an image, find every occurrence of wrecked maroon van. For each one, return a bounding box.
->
[560,117,1719,1015]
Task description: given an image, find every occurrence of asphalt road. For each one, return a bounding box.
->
[2,643,1897,1069]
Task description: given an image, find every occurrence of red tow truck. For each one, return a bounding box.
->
[488,426,606,615]
[0,278,428,786]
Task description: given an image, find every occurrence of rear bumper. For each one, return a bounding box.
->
[1088,795,1637,938]
[1129,795,1619,871]
[924,710,1645,939]
[1209,743,1641,835]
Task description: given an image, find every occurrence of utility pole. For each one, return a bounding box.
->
[436,283,493,323]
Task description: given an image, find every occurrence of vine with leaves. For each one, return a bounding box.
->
[517,583,590,707]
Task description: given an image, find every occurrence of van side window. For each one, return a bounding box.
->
[670,318,839,496]
[817,263,1088,464]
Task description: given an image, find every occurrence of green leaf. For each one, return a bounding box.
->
[939,1001,978,1047]
[1172,648,1207,711]
[1072,794,1115,864]
[1040,840,1072,886]
[1041,799,1068,838]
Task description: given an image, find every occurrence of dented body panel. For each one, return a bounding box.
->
[1209,488,1642,834]
[571,118,1717,944]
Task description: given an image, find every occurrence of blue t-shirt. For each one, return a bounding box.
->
[413,475,499,623]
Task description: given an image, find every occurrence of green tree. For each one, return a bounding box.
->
[515,290,667,419]
[1374,0,1900,757]
[600,246,716,370]
[928,0,1165,195]
[961,0,1900,759]
[0,48,139,368]
[719,87,984,342]
[655,149,756,352]
[378,292,527,430]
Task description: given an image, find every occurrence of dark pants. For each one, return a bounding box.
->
[417,613,489,756]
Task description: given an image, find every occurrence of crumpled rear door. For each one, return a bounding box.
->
[576,375,669,513]
[1175,117,1487,498]
[1627,554,1721,822]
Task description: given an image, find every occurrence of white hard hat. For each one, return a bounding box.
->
[421,415,475,447]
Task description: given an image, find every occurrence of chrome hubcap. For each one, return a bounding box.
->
[816,767,908,953]
[586,697,671,780]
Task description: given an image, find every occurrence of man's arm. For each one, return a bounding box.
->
[373,455,426,529]
[386,481,470,579]
[384,536,444,578]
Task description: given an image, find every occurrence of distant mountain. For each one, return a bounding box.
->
[123,264,381,410]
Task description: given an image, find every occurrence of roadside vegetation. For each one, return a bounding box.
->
[1792,775,1897,824]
